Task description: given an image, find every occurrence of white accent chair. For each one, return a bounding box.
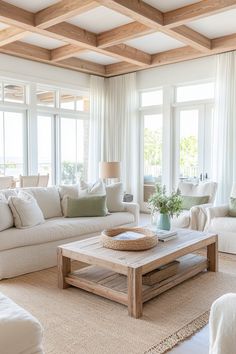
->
[171,181,218,231]
[38,174,49,187]
[20,174,39,187]
[206,184,236,254]
[20,174,49,188]
[0,292,44,354]
[0,176,15,189]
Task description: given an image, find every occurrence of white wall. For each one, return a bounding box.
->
[137,55,216,89]
[0,53,90,90]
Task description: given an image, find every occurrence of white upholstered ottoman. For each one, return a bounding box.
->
[0,292,43,354]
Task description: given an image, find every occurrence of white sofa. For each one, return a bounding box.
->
[0,186,139,279]
[0,292,44,354]
[172,181,217,231]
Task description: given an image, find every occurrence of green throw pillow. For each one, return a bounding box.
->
[229,197,236,217]
[182,195,209,210]
[64,195,108,217]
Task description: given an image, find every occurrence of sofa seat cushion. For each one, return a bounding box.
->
[0,212,135,251]
[210,217,236,232]
[171,210,190,228]
[0,292,43,354]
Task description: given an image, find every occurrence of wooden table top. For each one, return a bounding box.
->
[59,229,217,275]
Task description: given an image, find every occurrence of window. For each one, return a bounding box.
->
[0,111,25,177]
[60,90,90,112]
[143,114,163,184]
[176,82,214,103]
[60,117,89,184]
[179,109,199,179]
[37,115,53,182]
[3,83,26,104]
[140,89,163,206]
[174,82,214,183]
[141,90,163,107]
[37,88,56,107]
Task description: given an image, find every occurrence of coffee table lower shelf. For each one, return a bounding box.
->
[65,253,208,313]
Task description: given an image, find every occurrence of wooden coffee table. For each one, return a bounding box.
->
[57,229,218,318]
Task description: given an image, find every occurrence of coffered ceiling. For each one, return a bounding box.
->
[0,0,235,77]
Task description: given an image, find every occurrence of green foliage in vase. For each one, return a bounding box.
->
[148,184,183,218]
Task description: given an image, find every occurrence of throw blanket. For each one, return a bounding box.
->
[209,293,236,354]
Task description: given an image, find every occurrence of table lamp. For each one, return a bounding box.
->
[99,161,121,184]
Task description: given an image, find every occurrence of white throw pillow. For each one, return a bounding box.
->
[59,184,80,216]
[8,191,45,229]
[79,180,106,196]
[22,187,62,219]
[106,182,124,212]
[59,184,79,199]
[0,193,14,231]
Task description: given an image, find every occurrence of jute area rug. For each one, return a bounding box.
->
[1,265,236,354]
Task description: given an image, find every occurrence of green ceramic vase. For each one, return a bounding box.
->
[157,213,171,231]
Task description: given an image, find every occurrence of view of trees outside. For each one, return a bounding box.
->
[179,110,199,178]
[61,161,84,184]
[143,114,162,183]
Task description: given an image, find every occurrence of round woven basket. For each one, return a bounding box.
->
[101,227,158,251]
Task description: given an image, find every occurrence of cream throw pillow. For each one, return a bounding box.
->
[79,180,105,196]
[105,182,124,212]
[59,184,80,216]
[9,191,45,229]
[0,193,14,231]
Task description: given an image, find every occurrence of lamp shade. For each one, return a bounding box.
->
[99,161,121,179]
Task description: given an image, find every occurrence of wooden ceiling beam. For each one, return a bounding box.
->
[56,57,106,75]
[164,0,236,28]
[0,41,51,61]
[96,0,163,27]
[0,0,34,28]
[169,25,211,51]
[97,21,155,48]
[0,27,28,46]
[51,44,86,61]
[97,1,211,52]
[105,44,151,65]
[0,41,105,76]
[35,0,99,29]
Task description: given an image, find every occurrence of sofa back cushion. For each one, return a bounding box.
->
[8,191,45,228]
[0,193,14,231]
[22,187,62,219]
[178,182,217,203]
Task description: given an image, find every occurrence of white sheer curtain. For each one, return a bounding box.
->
[88,75,105,182]
[212,51,236,204]
[104,73,139,200]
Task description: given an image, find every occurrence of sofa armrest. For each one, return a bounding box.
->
[189,203,213,231]
[122,202,140,225]
[204,204,229,231]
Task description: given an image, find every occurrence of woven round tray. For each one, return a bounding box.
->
[101,227,158,251]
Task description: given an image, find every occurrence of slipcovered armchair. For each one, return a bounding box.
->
[171,181,218,231]
[205,184,236,254]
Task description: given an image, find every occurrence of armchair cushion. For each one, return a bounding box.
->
[182,195,209,210]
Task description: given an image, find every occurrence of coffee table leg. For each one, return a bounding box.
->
[207,239,218,272]
[127,267,143,318]
[57,248,71,289]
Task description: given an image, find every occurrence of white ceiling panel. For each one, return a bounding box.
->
[143,0,201,12]
[21,33,65,49]
[125,32,184,54]
[3,0,60,12]
[75,51,120,65]
[0,23,9,30]
[188,9,236,39]
[67,6,133,34]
